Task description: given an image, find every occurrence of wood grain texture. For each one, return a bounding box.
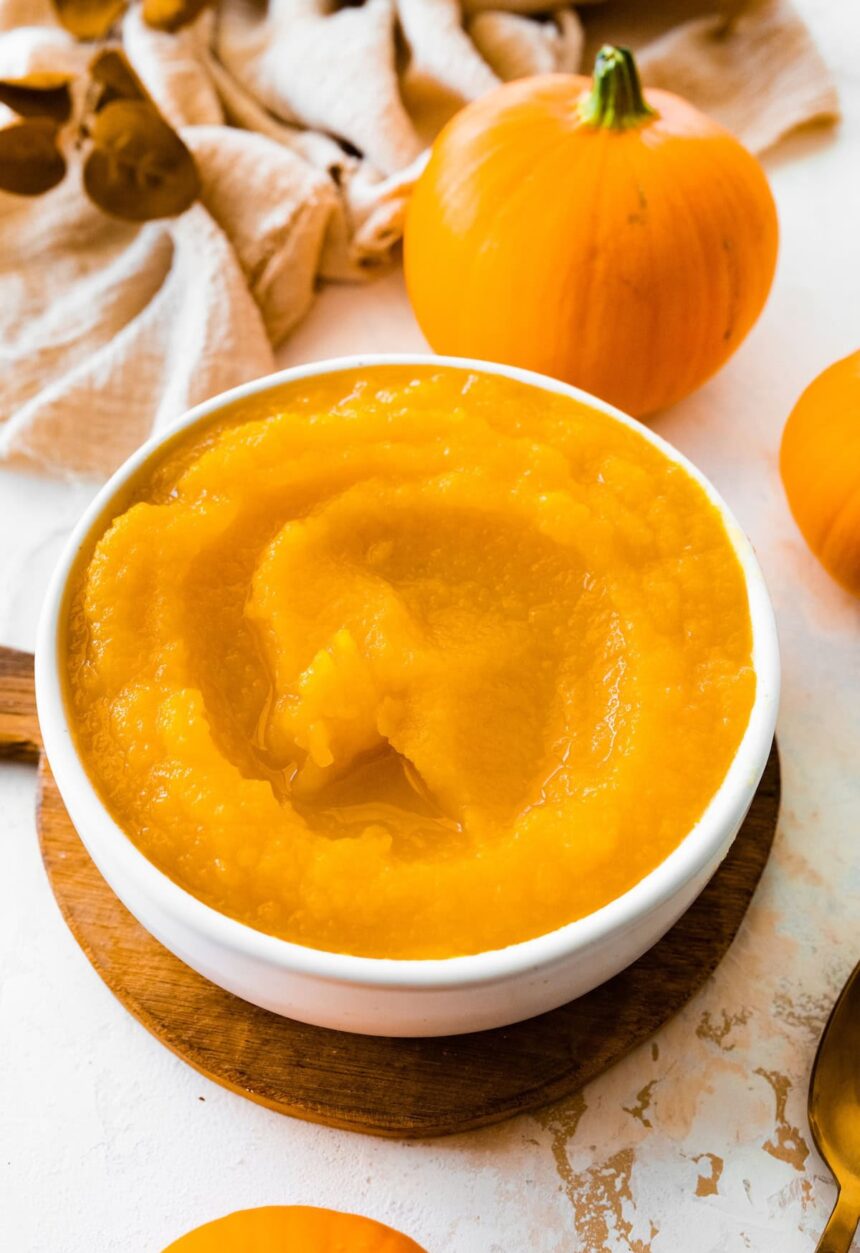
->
[0,646,39,761]
[37,748,780,1139]
[0,647,781,1139]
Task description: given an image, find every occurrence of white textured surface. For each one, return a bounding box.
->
[1,2,859,1248]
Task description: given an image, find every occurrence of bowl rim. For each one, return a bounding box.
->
[35,353,780,991]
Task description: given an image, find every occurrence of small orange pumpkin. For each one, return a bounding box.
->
[162,1202,428,1253]
[404,46,779,418]
[780,349,860,596]
[162,1205,428,1252]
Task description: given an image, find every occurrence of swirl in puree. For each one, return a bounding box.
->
[67,366,755,958]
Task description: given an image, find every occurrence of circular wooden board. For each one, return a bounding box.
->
[0,639,780,1139]
[34,745,780,1139]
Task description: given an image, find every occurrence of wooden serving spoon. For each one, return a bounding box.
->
[809,962,860,1252]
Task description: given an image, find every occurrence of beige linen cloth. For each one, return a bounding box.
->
[0,0,839,478]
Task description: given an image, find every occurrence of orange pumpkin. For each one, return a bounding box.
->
[780,349,860,595]
[163,1205,428,1252]
[404,46,779,418]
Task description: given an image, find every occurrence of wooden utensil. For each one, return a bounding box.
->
[0,645,781,1137]
[809,962,860,1252]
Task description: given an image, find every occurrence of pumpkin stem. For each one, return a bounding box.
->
[579,45,656,131]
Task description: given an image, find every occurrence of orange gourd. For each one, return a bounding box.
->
[404,46,779,418]
[163,1205,427,1252]
[780,349,860,595]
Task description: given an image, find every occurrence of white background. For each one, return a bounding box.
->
[1,1,859,1249]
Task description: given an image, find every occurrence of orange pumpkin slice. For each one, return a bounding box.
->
[162,1205,428,1252]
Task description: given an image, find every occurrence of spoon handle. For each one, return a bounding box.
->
[815,1189,860,1253]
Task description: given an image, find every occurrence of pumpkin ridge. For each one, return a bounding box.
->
[461,127,599,364]
[672,146,741,404]
[816,477,860,578]
[561,128,616,390]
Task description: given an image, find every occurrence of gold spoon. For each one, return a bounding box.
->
[809,961,860,1252]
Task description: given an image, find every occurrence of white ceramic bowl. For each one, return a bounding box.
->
[36,355,780,1037]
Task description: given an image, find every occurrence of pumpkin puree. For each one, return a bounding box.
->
[67,366,755,959]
